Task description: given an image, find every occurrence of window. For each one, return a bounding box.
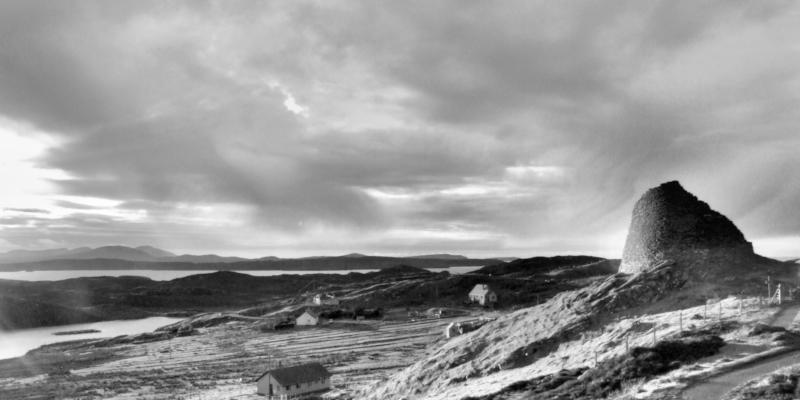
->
[286,385,290,390]
[296,384,300,389]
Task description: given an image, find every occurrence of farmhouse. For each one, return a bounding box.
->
[313,294,340,306]
[469,284,497,306]
[256,362,332,398]
[296,310,319,326]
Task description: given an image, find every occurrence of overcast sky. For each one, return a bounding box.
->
[0,1,798,259]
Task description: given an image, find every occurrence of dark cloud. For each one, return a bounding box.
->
[0,1,798,257]
[4,208,50,214]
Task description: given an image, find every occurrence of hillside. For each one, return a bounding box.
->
[471,255,616,277]
[362,181,797,399]
[0,254,614,331]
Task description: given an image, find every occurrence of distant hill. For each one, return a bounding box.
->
[136,246,177,258]
[169,254,249,263]
[0,255,502,272]
[472,255,608,277]
[64,246,158,262]
[0,247,91,264]
[340,253,368,258]
[405,254,468,260]
[0,245,248,265]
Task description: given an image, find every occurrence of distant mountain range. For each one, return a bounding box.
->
[0,245,506,271]
[0,246,248,265]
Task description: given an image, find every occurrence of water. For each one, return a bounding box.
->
[0,317,183,360]
[0,266,482,281]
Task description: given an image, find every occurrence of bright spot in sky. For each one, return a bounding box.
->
[0,120,67,211]
[264,79,309,116]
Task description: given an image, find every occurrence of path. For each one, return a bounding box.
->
[683,304,800,400]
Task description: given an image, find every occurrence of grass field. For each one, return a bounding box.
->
[0,310,485,399]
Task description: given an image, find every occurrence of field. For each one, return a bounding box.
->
[0,309,490,399]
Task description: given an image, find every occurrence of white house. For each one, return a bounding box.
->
[445,322,461,339]
[296,310,320,326]
[469,284,497,306]
[256,362,332,398]
[313,294,340,306]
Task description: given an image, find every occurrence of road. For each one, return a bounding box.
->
[682,305,800,400]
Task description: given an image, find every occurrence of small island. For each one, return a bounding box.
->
[53,329,100,336]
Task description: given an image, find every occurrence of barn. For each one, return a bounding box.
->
[255,362,332,398]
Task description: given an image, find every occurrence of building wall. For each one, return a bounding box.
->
[296,314,318,326]
[257,375,331,397]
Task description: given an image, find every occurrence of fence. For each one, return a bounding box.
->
[579,295,788,369]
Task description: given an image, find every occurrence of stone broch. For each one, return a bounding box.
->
[619,181,754,275]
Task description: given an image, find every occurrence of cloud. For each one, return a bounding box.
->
[0,1,798,257]
[3,208,50,214]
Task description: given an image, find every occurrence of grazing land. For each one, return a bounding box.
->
[0,309,491,399]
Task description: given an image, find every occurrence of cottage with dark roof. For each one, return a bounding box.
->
[256,362,332,397]
[469,284,497,306]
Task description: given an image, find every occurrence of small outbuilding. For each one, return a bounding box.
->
[256,362,332,398]
[469,284,497,306]
[445,322,461,338]
[314,294,340,306]
[296,310,320,326]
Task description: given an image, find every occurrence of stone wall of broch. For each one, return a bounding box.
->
[620,181,754,275]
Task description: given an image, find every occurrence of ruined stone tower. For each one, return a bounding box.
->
[620,181,754,275]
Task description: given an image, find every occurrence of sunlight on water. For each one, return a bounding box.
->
[0,266,482,281]
[0,317,183,360]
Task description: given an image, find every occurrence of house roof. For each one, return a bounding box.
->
[256,362,332,385]
[315,293,335,300]
[300,310,319,319]
[469,284,494,296]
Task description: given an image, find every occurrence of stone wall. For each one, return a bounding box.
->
[620,181,754,275]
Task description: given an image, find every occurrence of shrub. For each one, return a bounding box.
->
[749,324,787,336]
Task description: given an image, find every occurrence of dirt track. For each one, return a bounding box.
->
[682,305,800,400]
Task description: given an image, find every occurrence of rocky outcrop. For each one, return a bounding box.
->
[620,181,754,275]
[364,182,790,400]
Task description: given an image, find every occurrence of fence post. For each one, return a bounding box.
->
[768,275,772,299]
[739,298,743,316]
[625,335,629,353]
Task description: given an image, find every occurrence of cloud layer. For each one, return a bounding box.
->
[1,1,798,258]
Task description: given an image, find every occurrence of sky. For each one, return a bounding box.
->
[0,1,798,259]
